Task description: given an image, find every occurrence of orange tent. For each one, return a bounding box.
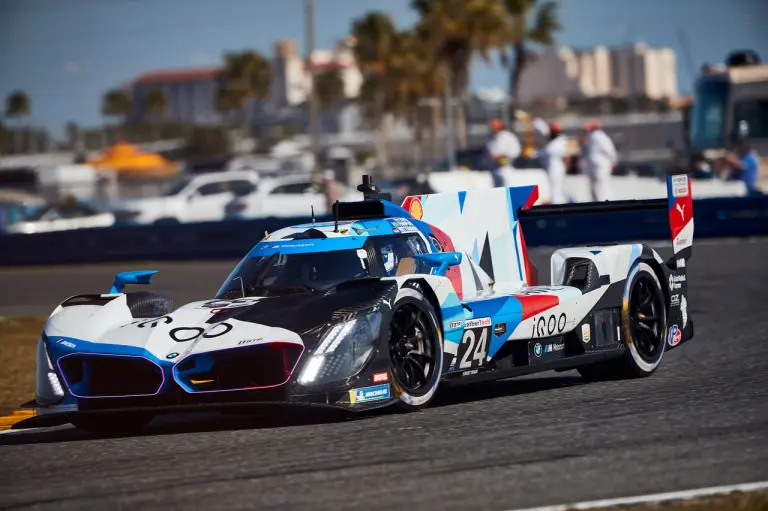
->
[88,142,178,177]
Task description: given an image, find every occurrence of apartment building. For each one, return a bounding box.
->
[123,38,363,124]
[517,42,678,106]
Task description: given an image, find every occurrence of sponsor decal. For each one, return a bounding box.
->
[676,258,686,269]
[516,286,566,296]
[581,324,591,343]
[672,175,689,197]
[462,369,479,376]
[269,243,314,249]
[544,342,565,353]
[351,225,379,235]
[349,384,390,404]
[494,323,507,336]
[166,352,179,359]
[671,294,680,306]
[681,296,688,329]
[237,338,262,346]
[392,227,400,233]
[669,274,685,291]
[128,316,173,328]
[372,372,388,383]
[531,313,567,338]
[675,237,689,247]
[388,218,420,233]
[448,320,463,330]
[668,324,682,347]
[465,317,492,329]
[675,203,686,221]
[57,339,76,349]
[533,342,543,357]
[199,298,260,310]
[169,322,234,343]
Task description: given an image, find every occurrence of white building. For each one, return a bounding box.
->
[517,42,678,106]
[269,38,363,108]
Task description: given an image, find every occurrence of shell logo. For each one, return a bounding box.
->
[404,196,423,220]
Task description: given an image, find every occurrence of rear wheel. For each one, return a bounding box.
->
[578,262,667,381]
[387,284,443,411]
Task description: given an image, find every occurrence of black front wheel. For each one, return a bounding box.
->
[387,284,443,411]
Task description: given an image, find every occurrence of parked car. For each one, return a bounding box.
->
[114,171,260,224]
[4,201,115,234]
[224,174,331,219]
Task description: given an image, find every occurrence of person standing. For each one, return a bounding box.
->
[485,118,521,187]
[582,120,618,201]
[721,126,762,196]
[537,122,569,204]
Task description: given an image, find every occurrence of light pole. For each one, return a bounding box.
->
[305,0,321,184]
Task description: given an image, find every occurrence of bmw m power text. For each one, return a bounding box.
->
[15,174,695,433]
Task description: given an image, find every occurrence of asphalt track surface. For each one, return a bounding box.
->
[1,239,768,510]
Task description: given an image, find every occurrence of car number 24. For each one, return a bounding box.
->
[456,319,491,370]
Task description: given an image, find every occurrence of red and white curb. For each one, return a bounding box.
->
[505,480,768,511]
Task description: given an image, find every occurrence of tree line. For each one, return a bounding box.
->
[4,1,563,157]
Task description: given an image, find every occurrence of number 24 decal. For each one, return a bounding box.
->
[459,327,489,369]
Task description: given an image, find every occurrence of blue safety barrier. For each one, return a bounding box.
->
[0,197,766,266]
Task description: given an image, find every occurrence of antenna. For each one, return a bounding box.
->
[333,200,339,232]
[311,205,316,224]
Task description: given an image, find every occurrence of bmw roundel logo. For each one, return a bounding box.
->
[166,352,179,359]
[534,343,543,357]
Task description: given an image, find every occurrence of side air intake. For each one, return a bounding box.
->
[564,258,602,293]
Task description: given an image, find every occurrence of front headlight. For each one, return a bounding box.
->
[36,335,65,405]
[297,312,382,386]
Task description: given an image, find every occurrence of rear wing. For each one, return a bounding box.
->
[517,174,694,261]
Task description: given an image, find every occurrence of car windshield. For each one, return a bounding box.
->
[163,176,193,196]
[216,249,374,298]
[690,79,729,150]
[21,205,53,222]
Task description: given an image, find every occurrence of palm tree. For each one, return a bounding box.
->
[5,90,31,153]
[314,69,345,112]
[144,89,167,141]
[501,0,562,109]
[351,11,401,166]
[412,0,510,148]
[218,50,271,138]
[101,89,131,142]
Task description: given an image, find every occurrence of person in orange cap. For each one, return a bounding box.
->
[582,118,617,201]
[485,118,521,187]
[536,121,568,204]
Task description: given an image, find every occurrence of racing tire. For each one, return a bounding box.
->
[578,262,667,381]
[126,291,175,318]
[71,414,153,436]
[387,283,444,411]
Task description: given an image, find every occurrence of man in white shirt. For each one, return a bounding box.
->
[537,122,568,204]
[486,119,521,187]
[582,120,617,201]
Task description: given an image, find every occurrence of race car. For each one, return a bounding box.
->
[14,174,695,434]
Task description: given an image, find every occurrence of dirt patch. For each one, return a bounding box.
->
[0,317,45,415]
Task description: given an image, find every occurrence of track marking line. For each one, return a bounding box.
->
[504,480,768,511]
[0,410,34,431]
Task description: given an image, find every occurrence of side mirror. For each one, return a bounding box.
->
[413,252,462,276]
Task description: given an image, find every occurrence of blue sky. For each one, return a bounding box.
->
[1,0,766,136]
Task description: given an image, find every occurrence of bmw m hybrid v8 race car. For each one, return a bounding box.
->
[14,174,695,433]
